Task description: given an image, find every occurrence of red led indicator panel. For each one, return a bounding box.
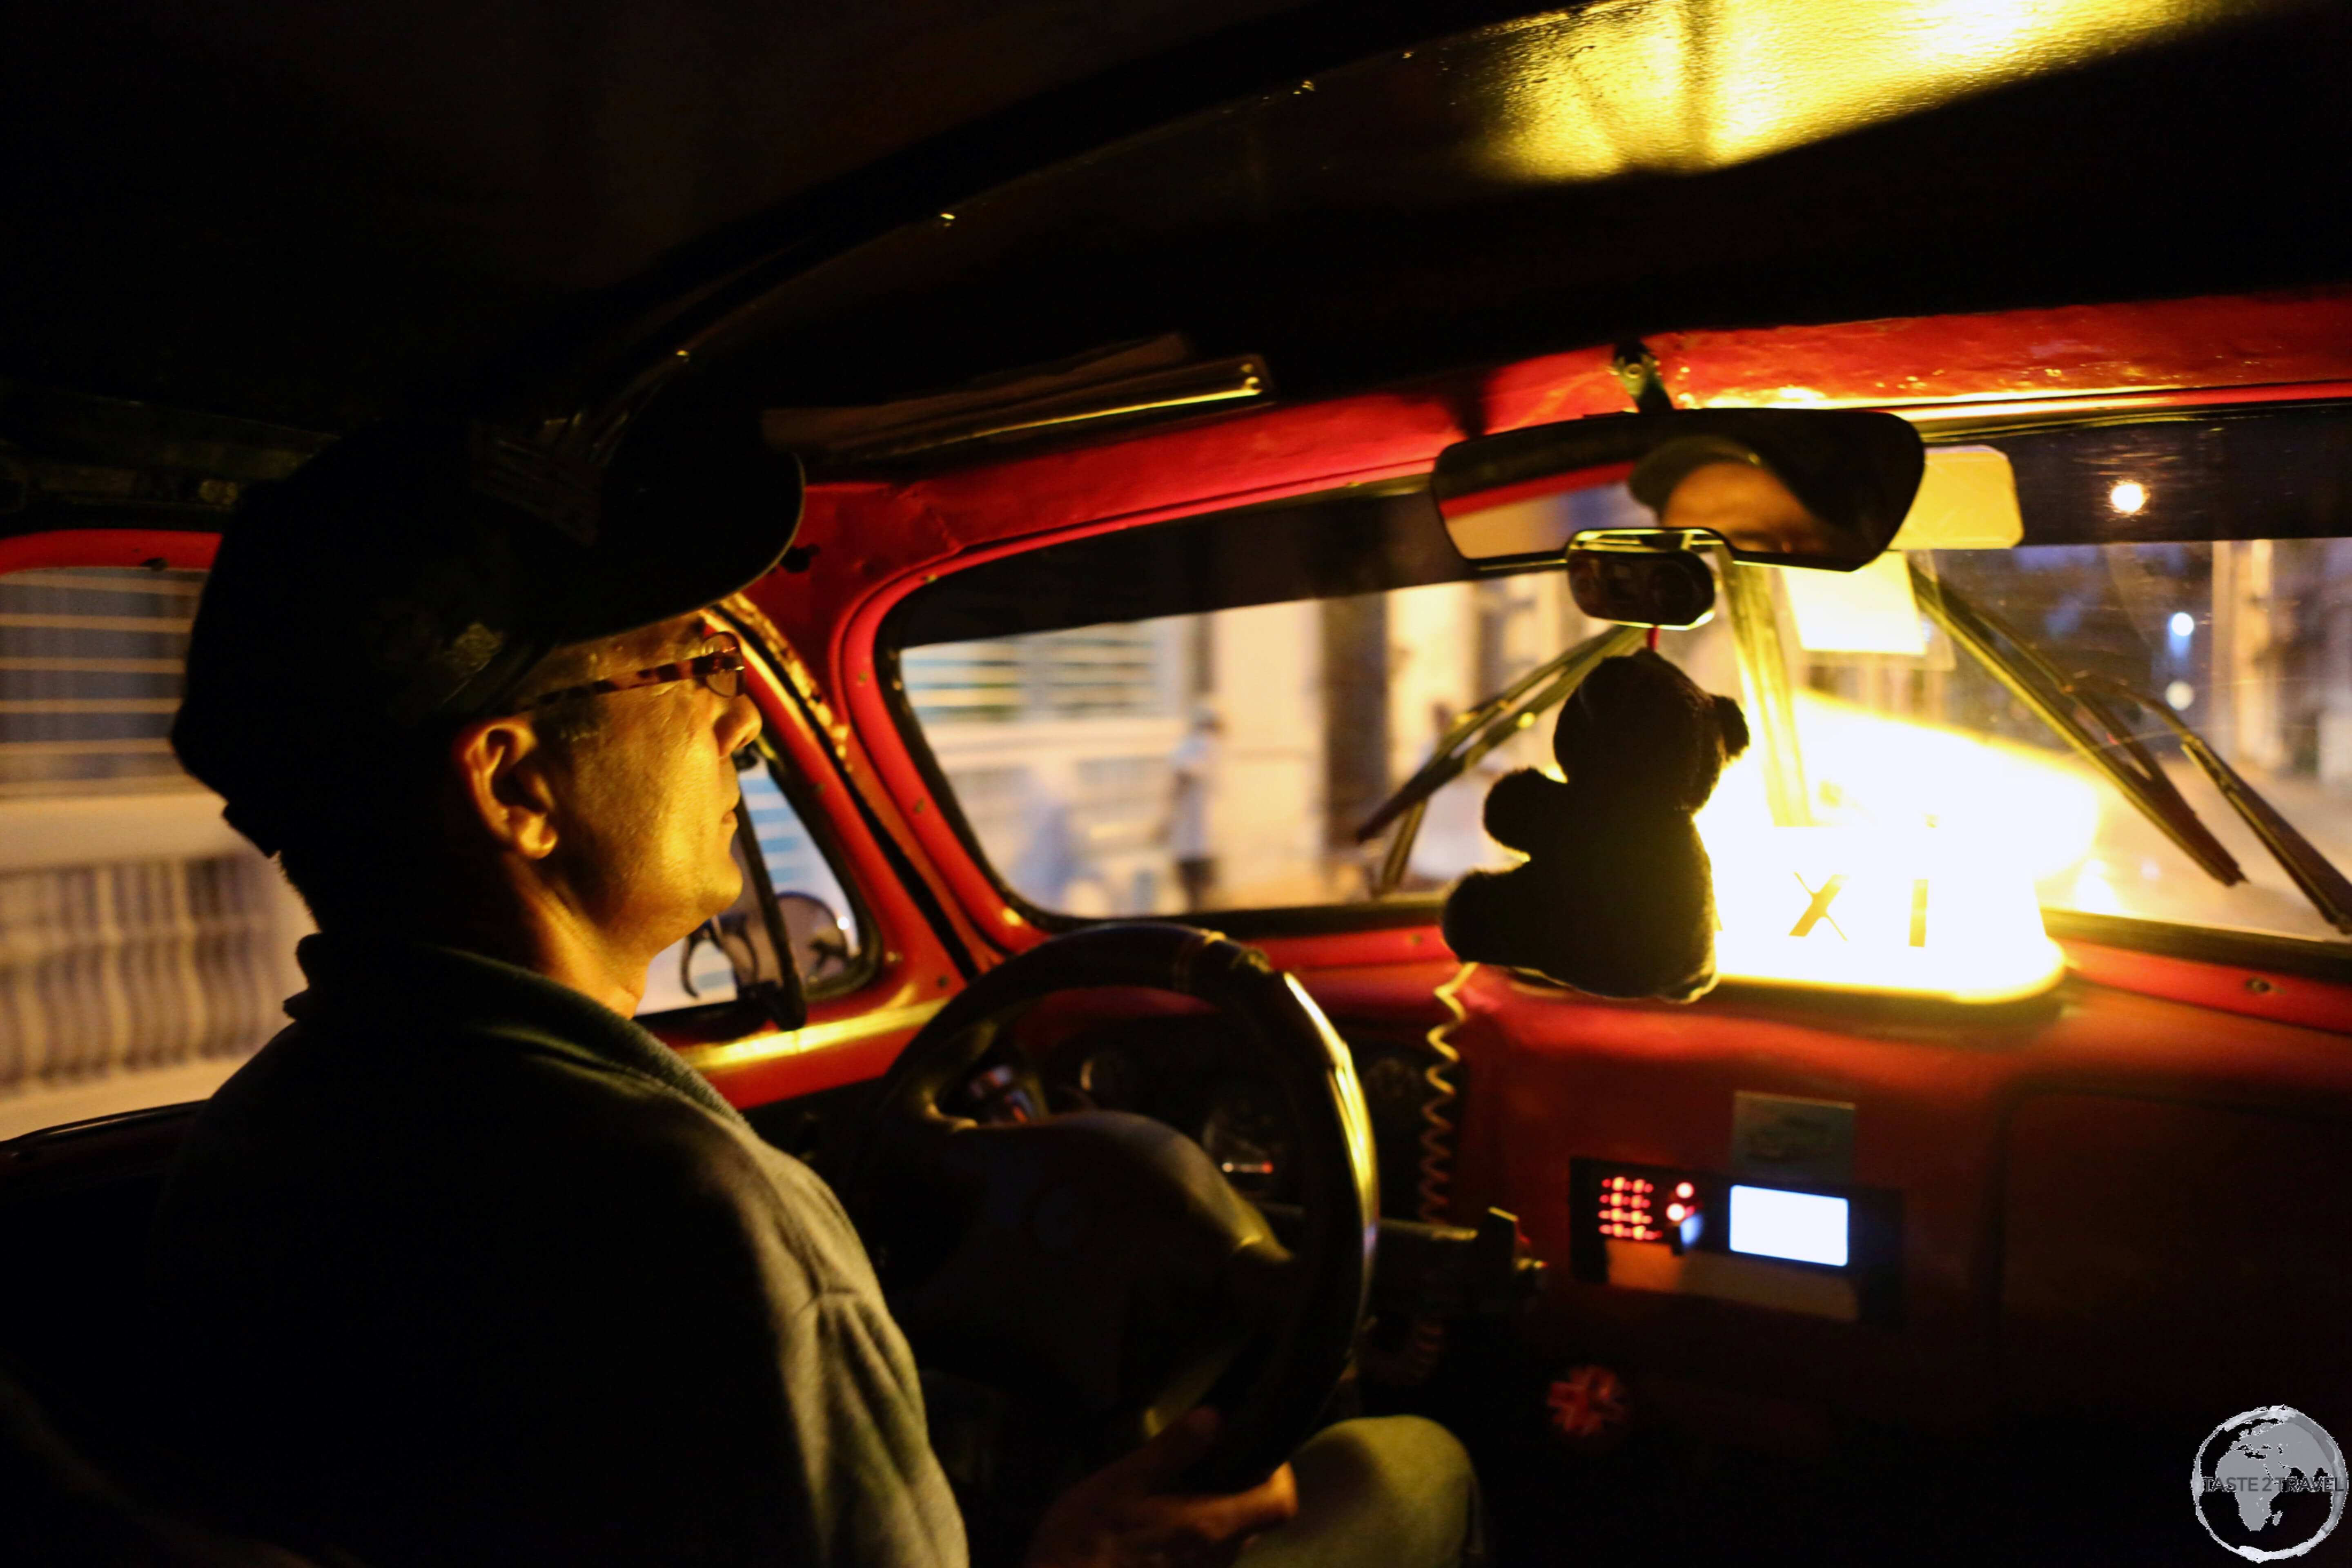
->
[1595,1173,1663,1242]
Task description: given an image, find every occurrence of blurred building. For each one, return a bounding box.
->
[0,567,308,1138]
[907,574,1603,915]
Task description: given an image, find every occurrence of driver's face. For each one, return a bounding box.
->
[541,613,763,957]
[1660,460,1820,555]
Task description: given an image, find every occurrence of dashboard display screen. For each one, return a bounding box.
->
[1728,1185,1850,1267]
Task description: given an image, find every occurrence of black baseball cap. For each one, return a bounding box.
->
[172,412,802,854]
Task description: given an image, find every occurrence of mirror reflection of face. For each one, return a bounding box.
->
[1658,460,1824,555]
[776,890,851,983]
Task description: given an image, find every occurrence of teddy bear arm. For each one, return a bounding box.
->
[1481,768,1569,851]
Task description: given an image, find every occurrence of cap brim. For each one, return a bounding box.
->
[552,437,805,645]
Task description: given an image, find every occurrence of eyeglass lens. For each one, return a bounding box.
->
[704,636,744,700]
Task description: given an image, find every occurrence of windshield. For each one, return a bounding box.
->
[888,405,2352,949]
[1713,539,2350,943]
[889,483,1724,915]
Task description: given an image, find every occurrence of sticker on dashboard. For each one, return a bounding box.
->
[1731,1091,1855,1184]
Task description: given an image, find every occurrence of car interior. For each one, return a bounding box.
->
[8,2,2352,1564]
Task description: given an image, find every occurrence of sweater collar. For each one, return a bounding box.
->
[287,933,743,1124]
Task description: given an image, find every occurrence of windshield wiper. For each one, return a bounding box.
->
[1913,562,2352,935]
[1908,561,2245,888]
[1348,560,2352,934]
[1353,623,1645,895]
[2071,670,2352,935]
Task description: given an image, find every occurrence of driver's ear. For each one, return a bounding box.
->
[452,715,561,861]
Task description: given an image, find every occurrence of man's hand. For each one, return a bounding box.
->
[1025,1408,1298,1568]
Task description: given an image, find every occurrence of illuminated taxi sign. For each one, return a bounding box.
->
[1708,828,2064,1004]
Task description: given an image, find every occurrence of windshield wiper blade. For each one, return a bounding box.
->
[1927,565,2352,932]
[1354,624,1644,893]
[2071,672,2352,935]
[1909,562,2245,889]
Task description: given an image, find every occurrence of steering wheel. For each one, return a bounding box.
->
[843,923,1377,1506]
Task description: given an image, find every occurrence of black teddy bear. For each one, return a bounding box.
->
[1441,649,1751,1002]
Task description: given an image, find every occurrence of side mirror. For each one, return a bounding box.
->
[776,891,854,987]
[680,808,809,1031]
[1433,409,1927,575]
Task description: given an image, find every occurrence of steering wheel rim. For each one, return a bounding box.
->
[844,922,1378,1494]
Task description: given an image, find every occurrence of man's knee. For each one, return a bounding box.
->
[1295,1415,1471,1504]
[1243,1416,1479,1568]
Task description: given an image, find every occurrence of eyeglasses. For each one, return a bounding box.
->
[522,631,747,711]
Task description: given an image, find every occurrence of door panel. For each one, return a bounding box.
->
[2001,1094,2352,1424]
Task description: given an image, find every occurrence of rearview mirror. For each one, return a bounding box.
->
[1433,410,1927,573]
[1567,548,1717,629]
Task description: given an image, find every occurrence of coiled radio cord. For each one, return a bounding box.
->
[1373,961,1477,1386]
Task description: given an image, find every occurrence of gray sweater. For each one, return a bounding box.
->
[147,935,965,1568]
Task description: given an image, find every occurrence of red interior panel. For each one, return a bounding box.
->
[2000,1094,2352,1427]
[1429,962,2352,1426]
[0,529,218,574]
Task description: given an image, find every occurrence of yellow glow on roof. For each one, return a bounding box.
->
[1483,0,2231,183]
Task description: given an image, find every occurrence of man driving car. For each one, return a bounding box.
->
[146,422,1476,1568]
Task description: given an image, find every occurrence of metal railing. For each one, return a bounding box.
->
[0,566,201,799]
[0,855,275,1092]
[0,566,291,1130]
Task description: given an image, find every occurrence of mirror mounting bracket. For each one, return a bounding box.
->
[1611,341,1675,416]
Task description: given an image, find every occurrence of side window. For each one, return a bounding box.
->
[635,758,866,1016]
[0,565,312,1140]
[0,562,872,1133]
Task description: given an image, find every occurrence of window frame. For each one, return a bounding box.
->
[870,401,2352,976]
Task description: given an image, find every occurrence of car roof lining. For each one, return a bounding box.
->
[692,4,2352,419]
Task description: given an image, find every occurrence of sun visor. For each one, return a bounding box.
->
[1884,446,2024,550]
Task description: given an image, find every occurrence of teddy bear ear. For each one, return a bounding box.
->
[1714,694,1752,758]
